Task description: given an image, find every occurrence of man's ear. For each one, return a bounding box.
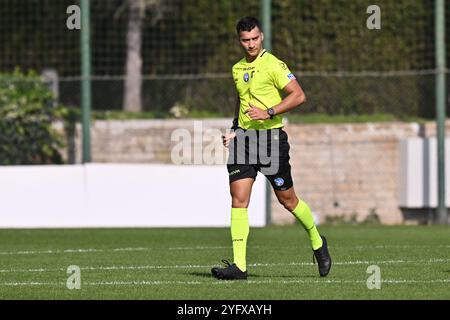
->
[261,32,264,42]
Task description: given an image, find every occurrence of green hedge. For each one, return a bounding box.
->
[0,69,65,165]
[1,0,448,118]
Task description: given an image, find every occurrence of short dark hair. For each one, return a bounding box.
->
[236,16,262,35]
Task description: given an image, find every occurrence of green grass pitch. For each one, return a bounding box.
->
[0,225,449,299]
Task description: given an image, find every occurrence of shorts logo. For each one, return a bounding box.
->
[274,177,284,187]
[229,169,241,176]
[287,73,296,80]
[243,73,249,82]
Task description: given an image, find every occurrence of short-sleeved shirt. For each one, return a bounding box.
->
[232,49,296,130]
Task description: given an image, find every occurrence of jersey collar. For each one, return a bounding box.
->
[245,49,267,64]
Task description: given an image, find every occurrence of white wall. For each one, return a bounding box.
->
[0,164,267,228]
[399,138,450,208]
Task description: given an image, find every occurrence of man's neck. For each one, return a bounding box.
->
[245,48,264,63]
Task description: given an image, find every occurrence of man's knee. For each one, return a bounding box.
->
[231,195,250,208]
[278,195,298,211]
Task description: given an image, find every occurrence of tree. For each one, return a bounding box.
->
[123,0,165,112]
[123,0,144,112]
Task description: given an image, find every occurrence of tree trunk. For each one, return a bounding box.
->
[123,0,144,112]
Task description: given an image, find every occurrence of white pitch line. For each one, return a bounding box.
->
[1,258,450,274]
[0,282,57,286]
[354,245,450,249]
[0,244,448,256]
[83,279,450,285]
[0,246,233,256]
[1,279,450,287]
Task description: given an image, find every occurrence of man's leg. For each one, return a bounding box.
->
[274,187,322,250]
[213,129,257,280]
[274,186,331,277]
[229,177,254,272]
[263,129,331,276]
[211,177,254,280]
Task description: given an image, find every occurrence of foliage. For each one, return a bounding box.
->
[0,69,65,164]
[323,208,381,225]
[0,0,448,118]
[285,113,426,124]
[324,212,358,225]
[362,208,382,225]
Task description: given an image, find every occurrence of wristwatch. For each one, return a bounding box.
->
[267,108,275,119]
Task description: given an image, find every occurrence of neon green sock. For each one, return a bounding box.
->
[291,199,323,250]
[231,208,249,272]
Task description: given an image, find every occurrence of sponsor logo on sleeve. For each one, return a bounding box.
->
[274,177,285,187]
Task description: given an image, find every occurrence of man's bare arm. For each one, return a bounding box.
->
[245,80,305,120]
[271,80,305,116]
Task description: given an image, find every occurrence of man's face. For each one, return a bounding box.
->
[238,26,264,59]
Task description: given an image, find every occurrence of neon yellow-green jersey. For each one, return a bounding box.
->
[232,49,296,130]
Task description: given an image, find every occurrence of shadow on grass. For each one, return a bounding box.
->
[187,271,316,279]
[188,271,213,278]
[188,271,267,279]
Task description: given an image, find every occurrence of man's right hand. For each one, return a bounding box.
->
[222,132,236,148]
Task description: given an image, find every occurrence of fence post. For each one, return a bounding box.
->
[435,0,447,224]
[261,0,272,225]
[81,0,92,163]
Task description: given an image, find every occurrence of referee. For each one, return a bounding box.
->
[211,16,331,280]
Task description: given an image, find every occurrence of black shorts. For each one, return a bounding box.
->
[226,128,293,191]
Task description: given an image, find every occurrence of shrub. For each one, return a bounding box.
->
[0,69,65,164]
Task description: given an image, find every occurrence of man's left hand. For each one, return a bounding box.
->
[244,103,270,120]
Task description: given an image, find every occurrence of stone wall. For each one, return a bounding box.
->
[54,119,450,225]
[280,123,420,225]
